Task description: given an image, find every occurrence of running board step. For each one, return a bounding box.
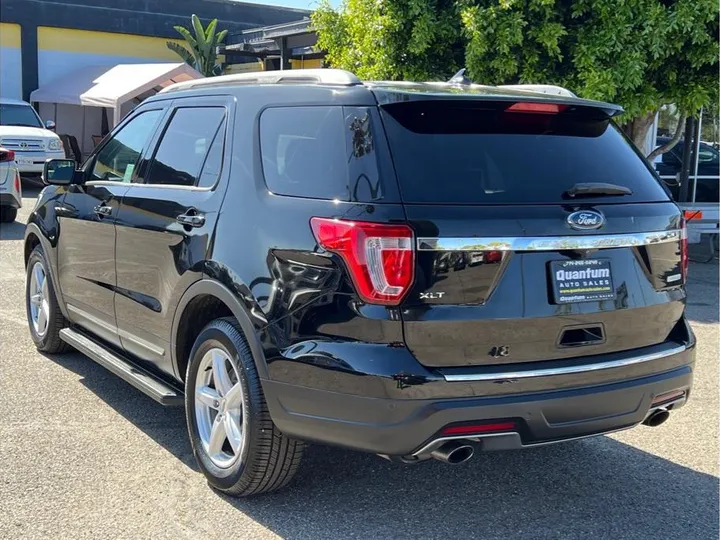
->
[59,328,184,406]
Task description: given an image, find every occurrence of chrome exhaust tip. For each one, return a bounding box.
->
[430,441,475,464]
[643,408,670,427]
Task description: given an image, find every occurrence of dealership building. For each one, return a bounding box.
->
[0,0,316,157]
[0,0,311,102]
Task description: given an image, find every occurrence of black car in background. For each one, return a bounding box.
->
[26,70,695,496]
[652,136,720,203]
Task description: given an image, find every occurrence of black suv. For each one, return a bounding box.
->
[27,69,695,496]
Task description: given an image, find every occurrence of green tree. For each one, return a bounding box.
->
[313,0,464,81]
[167,14,228,77]
[314,0,718,156]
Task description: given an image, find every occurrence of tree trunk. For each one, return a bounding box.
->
[625,111,656,151]
[646,114,687,162]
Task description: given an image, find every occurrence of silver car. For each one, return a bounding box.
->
[0,147,22,223]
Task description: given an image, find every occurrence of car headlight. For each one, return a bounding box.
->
[48,138,63,151]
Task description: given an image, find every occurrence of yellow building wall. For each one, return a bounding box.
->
[0,22,21,48]
[38,27,186,59]
[0,23,22,98]
[224,60,265,74]
[36,26,192,87]
[290,58,323,69]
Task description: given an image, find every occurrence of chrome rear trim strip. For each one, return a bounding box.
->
[417,229,682,252]
[442,344,687,382]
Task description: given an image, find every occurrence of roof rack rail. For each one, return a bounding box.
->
[160,69,361,93]
[497,84,577,98]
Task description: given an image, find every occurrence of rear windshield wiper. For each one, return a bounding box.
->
[564,182,633,198]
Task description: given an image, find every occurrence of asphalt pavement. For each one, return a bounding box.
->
[1,183,718,540]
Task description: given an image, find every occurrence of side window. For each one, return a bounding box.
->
[197,118,226,188]
[259,106,395,202]
[260,107,348,199]
[145,107,226,187]
[90,110,162,182]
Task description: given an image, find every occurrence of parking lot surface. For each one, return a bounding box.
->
[1,184,718,540]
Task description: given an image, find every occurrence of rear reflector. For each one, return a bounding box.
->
[506,102,567,115]
[683,210,703,221]
[441,421,517,436]
[14,171,21,193]
[651,390,686,406]
[310,217,415,305]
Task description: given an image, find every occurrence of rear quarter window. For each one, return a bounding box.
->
[259,106,398,202]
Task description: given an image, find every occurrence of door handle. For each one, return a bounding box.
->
[55,205,75,217]
[176,211,205,228]
[93,204,112,217]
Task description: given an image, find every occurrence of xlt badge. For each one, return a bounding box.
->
[420,292,445,300]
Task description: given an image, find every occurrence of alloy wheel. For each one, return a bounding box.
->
[28,261,50,338]
[194,348,247,469]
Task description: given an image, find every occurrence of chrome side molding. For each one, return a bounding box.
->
[442,344,687,382]
[417,229,682,252]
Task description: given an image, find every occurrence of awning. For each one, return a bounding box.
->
[30,63,203,125]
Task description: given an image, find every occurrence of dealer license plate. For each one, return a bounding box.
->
[550,259,616,304]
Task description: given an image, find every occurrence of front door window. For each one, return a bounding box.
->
[90,110,163,182]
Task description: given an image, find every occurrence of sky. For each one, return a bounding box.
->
[234,0,341,10]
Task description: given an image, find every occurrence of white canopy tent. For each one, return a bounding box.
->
[31,62,203,126]
[30,63,203,158]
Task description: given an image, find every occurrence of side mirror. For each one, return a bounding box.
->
[43,158,77,185]
[45,120,56,131]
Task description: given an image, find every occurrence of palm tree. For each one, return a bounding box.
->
[167,14,228,77]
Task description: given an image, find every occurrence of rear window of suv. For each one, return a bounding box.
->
[380,101,670,205]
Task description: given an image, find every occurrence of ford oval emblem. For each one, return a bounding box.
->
[567,210,605,230]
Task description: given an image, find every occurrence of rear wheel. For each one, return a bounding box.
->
[185,317,304,496]
[25,246,70,353]
[0,206,17,223]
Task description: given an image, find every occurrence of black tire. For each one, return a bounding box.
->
[0,206,17,223]
[185,317,304,497]
[25,246,70,353]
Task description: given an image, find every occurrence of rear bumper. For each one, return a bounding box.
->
[0,192,21,208]
[264,341,695,457]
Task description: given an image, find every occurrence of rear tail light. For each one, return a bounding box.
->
[310,217,414,305]
[506,102,567,114]
[680,218,689,279]
[0,149,15,163]
[14,171,21,193]
[441,421,517,436]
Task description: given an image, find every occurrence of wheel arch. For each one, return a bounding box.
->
[24,230,41,267]
[171,279,270,382]
[24,222,70,319]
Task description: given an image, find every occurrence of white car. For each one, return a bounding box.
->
[0,147,22,222]
[0,98,65,177]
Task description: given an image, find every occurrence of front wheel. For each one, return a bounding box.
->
[185,317,304,497]
[25,246,69,353]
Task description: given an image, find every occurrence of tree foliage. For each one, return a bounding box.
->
[167,14,228,77]
[314,0,718,149]
[313,0,464,80]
